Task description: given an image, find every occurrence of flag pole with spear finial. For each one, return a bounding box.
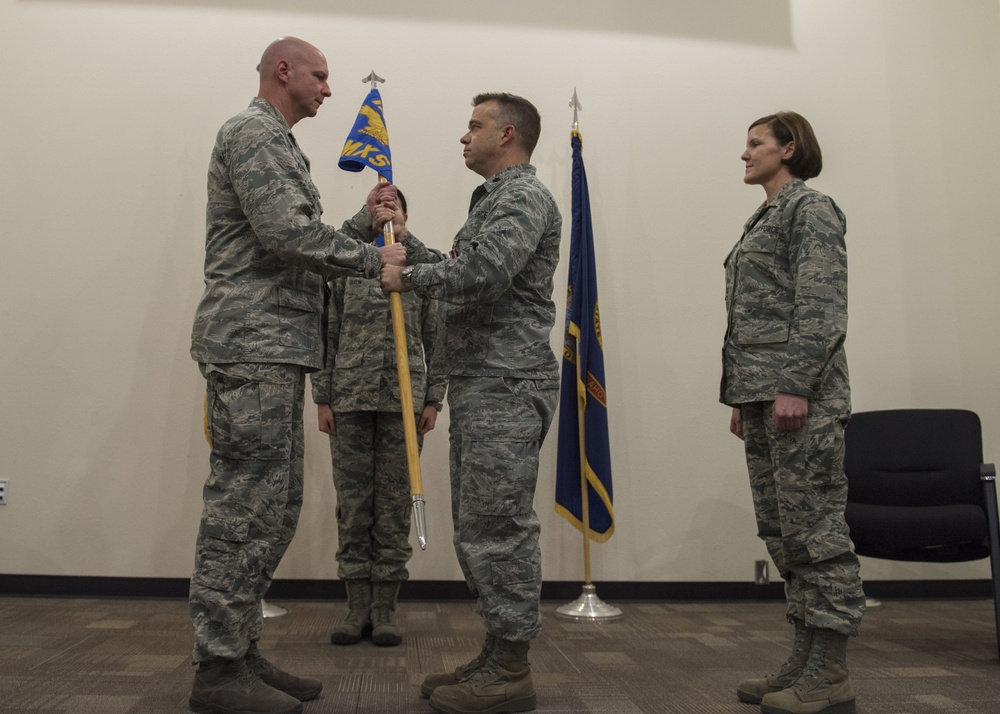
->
[362,70,428,550]
[555,88,622,621]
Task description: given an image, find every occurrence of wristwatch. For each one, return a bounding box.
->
[401,265,414,289]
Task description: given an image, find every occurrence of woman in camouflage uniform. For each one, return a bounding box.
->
[313,191,446,648]
[721,111,865,714]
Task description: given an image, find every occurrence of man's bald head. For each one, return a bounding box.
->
[258,37,315,79]
[256,37,331,127]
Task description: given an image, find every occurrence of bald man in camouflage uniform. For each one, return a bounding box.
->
[312,198,447,646]
[723,112,864,714]
[188,37,405,714]
[381,93,560,714]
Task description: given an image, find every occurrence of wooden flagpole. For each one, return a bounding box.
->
[364,70,427,549]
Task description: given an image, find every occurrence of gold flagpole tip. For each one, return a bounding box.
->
[362,70,385,86]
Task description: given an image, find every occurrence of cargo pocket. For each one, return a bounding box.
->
[192,515,251,591]
[208,372,291,461]
[741,226,780,261]
[461,418,542,516]
[446,303,493,363]
[738,321,790,346]
[491,558,535,585]
[331,349,365,397]
[276,286,321,350]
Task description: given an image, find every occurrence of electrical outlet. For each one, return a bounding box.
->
[0,479,7,505]
[754,560,769,585]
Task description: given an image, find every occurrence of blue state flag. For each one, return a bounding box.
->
[338,88,392,184]
[555,130,614,542]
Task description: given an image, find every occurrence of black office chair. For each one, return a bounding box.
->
[844,409,1000,659]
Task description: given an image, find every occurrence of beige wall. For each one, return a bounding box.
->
[1,0,998,586]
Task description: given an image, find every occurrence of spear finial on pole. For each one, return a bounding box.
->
[362,70,385,88]
[570,88,582,132]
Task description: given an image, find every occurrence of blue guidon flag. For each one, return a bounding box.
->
[555,129,614,542]
[339,88,392,183]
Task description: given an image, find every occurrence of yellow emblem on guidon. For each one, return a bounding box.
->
[340,100,390,168]
[357,101,389,144]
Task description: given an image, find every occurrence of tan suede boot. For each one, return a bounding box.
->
[429,638,536,714]
[421,634,497,697]
[760,629,856,714]
[371,581,403,647]
[188,657,303,714]
[245,642,322,701]
[330,579,372,645]
[737,621,814,704]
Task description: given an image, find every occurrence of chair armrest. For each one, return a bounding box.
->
[983,463,997,482]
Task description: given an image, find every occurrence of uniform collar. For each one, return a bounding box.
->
[250,97,291,130]
[469,163,535,211]
[768,177,805,205]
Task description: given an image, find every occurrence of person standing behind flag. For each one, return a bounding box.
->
[722,111,865,714]
[188,36,405,714]
[380,93,561,714]
[312,190,447,648]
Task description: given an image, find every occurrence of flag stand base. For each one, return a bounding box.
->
[261,599,288,619]
[555,584,623,622]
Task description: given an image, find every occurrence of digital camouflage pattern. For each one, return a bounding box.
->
[402,164,562,380]
[310,275,446,582]
[448,375,559,642]
[310,276,446,411]
[191,362,305,663]
[721,178,864,637]
[190,97,383,371]
[190,97,383,665]
[325,411,417,581]
[400,163,562,641]
[741,402,865,636]
[721,178,850,416]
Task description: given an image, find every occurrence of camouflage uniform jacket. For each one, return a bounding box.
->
[310,277,447,413]
[401,163,562,380]
[190,97,383,371]
[721,178,850,414]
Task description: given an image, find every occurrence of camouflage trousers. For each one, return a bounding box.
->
[448,375,559,642]
[190,362,306,664]
[741,402,866,636]
[328,410,418,582]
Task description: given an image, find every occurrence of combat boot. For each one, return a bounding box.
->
[245,641,322,701]
[330,579,372,645]
[737,620,814,704]
[421,633,497,697]
[760,628,856,714]
[429,638,535,714]
[188,656,303,714]
[371,581,403,646]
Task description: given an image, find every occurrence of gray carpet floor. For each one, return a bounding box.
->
[0,595,998,713]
